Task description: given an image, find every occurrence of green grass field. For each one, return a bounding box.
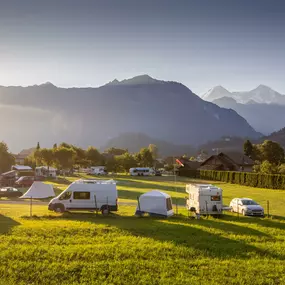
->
[0,175,285,284]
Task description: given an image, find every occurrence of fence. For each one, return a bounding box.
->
[178,169,285,190]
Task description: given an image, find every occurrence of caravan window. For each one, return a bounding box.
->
[59,191,72,200]
[211,195,221,201]
[166,198,172,211]
[74,192,90,200]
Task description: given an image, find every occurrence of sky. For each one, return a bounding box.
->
[0,0,285,95]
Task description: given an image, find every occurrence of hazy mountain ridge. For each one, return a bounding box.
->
[101,133,196,156]
[213,96,285,134]
[0,75,260,152]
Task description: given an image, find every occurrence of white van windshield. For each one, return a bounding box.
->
[59,191,72,200]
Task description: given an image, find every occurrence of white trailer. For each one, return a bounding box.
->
[186,184,223,215]
[88,166,107,175]
[48,179,118,214]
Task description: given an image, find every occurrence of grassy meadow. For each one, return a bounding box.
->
[0,175,285,284]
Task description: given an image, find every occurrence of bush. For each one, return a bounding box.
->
[182,170,285,190]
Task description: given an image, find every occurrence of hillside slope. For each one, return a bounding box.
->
[0,75,260,152]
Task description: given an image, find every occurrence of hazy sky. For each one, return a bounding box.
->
[0,0,285,95]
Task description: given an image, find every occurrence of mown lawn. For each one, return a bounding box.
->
[0,175,285,284]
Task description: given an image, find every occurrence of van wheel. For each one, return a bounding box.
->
[101,205,110,215]
[101,208,110,215]
[54,204,65,213]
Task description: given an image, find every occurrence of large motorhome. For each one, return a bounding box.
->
[48,179,118,214]
[129,167,154,176]
[186,183,223,216]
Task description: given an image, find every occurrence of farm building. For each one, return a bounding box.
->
[176,158,201,176]
[35,166,57,178]
[14,148,35,165]
[199,152,254,172]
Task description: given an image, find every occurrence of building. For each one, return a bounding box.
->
[199,152,254,172]
[14,148,35,165]
[176,157,201,176]
[35,166,57,178]
[11,165,34,177]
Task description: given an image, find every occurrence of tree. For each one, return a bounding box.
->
[54,147,76,172]
[148,144,158,159]
[105,156,120,173]
[36,142,40,150]
[59,142,72,149]
[86,146,102,166]
[105,147,128,156]
[243,140,253,157]
[136,148,154,167]
[260,160,278,174]
[53,143,57,149]
[24,155,36,169]
[40,148,55,174]
[259,140,284,164]
[278,164,285,174]
[0,142,15,173]
[116,153,137,172]
[71,146,88,168]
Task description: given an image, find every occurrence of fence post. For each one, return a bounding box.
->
[267,200,269,218]
[30,196,32,217]
[237,204,239,218]
[205,201,208,219]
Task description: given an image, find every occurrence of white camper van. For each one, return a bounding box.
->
[88,166,107,175]
[48,179,118,214]
[129,167,154,176]
[186,184,223,216]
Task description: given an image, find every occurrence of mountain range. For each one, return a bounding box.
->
[0,75,260,152]
[202,85,285,134]
[202,85,285,105]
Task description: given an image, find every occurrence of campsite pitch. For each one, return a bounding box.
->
[0,175,285,284]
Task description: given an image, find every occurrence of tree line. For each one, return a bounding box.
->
[22,142,160,173]
[243,139,285,174]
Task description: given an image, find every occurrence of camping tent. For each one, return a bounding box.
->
[136,190,174,217]
[20,182,55,199]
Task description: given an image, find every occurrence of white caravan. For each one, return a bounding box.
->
[88,166,107,175]
[136,190,174,217]
[129,167,154,176]
[186,184,223,215]
[48,179,118,214]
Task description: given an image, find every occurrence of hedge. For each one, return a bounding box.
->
[178,169,285,190]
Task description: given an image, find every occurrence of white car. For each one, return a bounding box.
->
[229,198,264,217]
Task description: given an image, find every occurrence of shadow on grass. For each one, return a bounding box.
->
[117,178,185,193]
[223,214,285,231]
[0,214,20,234]
[23,212,284,260]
